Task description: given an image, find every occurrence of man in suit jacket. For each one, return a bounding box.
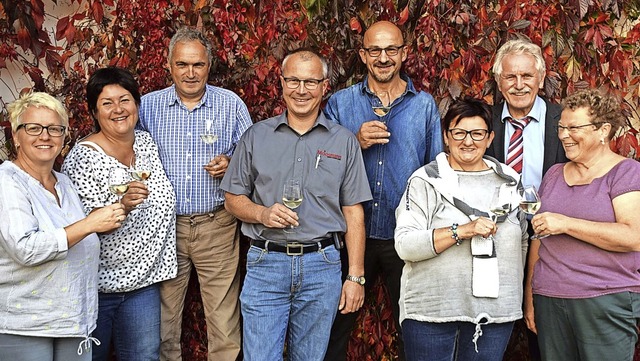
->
[487,39,567,190]
[486,39,567,361]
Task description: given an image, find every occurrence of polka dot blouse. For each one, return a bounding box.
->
[62,130,177,293]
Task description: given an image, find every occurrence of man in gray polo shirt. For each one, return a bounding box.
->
[221,48,371,361]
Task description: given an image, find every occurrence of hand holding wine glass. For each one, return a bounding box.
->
[282,178,303,233]
[129,152,153,209]
[108,167,131,203]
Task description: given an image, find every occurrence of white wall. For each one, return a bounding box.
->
[1,0,78,160]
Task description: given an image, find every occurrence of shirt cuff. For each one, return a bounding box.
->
[55,228,69,253]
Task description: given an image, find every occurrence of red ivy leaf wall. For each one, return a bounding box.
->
[2,0,640,360]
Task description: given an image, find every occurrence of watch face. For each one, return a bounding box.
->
[359,276,366,285]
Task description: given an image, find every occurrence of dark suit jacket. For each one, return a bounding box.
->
[487,97,567,177]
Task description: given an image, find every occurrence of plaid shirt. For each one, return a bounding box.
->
[139,84,252,215]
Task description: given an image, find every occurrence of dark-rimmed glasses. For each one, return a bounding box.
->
[16,123,66,137]
[555,122,604,134]
[448,128,489,141]
[362,45,404,57]
[282,77,325,90]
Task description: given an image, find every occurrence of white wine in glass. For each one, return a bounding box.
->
[130,152,153,209]
[200,133,218,144]
[489,185,511,220]
[519,185,541,215]
[282,178,303,233]
[372,91,391,119]
[108,167,131,203]
[519,185,547,239]
[200,119,218,164]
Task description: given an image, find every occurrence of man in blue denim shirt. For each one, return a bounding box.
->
[324,21,443,361]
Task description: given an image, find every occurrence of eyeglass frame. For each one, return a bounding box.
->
[282,77,325,90]
[361,45,405,57]
[447,128,490,141]
[16,123,67,137]
[555,122,605,134]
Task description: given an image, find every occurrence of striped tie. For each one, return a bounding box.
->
[506,116,532,174]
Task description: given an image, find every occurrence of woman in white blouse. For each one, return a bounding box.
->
[0,92,124,359]
[62,67,177,361]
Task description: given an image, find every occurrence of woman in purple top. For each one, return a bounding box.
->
[524,89,640,361]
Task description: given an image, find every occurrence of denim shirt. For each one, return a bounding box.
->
[324,75,443,239]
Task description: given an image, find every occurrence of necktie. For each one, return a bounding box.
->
[506,116,532,174]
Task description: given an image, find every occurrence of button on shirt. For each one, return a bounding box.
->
[221,112,372,243]
[324,75,443,239]
[138,84,252,215]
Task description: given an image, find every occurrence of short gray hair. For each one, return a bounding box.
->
[493,39,545,81]
[168,27,213,65]
[282,48,329,79]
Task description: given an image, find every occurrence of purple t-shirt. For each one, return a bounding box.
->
[532,159,640,298]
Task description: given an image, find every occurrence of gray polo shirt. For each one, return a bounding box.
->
[221,112,372,243]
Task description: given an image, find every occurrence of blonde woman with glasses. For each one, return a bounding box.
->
[0,92,124,360]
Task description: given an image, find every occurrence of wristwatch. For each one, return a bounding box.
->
[346,274,366,286]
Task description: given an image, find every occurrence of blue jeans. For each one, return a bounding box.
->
[402,319,514,361]
[241,244,342,361]
[92,284,160,361]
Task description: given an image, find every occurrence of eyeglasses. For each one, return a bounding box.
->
[282,77,325,90]
[362,45,404,57]
[555,122,604,134]
[17,123,66,137]
[448,128,489,141]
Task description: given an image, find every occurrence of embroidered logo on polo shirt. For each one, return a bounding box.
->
[317,150,342,160]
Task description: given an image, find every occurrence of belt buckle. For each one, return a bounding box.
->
[286,242,304,256]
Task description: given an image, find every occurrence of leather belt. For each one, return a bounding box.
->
[250,238,333,255]
[177,205,224,225]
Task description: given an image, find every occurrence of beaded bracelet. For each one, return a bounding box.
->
[450,223,461,245]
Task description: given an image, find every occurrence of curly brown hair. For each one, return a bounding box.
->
[561,89,627,140]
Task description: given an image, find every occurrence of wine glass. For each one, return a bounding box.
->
[200,119,218,164]
[108,167,131,203]
[129,152,153,209]
[372,91,392,121]
[485,185,511,242]
[519,185,541,216]
[488,185,511,222]
[519,185,546,239]
[282,178,303,233]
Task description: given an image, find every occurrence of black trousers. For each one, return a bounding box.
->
[324,238,406,361]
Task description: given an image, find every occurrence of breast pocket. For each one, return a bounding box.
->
[306,155,345,199]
